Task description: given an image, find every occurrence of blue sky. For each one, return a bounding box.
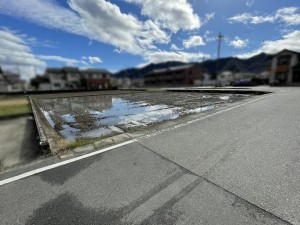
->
[0,0,300,79]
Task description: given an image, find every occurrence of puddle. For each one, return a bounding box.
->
[219,96,230,100]
[37,93,249,141]
[187,105,215,113]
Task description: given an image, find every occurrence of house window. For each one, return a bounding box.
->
[69,73,77,78]
[53,83,61,88]
[293,71,300,82]
[52,74,60,80]
[277,55,291,65]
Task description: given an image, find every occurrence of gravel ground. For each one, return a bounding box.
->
[35,92,250,141]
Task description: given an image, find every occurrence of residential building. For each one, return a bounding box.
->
[270,49,300,85]
[64,67,82,89]
[81,68,111,90]
[217,71,234,86]
[30,75,51,91]
[0,68,7,92]
[144,64,204,86]
[46,68,67,90]
[0,68,25,92]
[46,67,81,90]
[202,73,216,86]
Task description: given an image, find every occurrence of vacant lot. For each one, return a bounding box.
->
[35,91,250,144]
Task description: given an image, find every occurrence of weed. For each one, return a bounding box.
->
[65,139,94,149]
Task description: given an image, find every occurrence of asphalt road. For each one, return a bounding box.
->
[0,116,40,169]
[1,87,299,225]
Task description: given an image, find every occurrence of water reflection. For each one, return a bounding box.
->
[37,94,235,141]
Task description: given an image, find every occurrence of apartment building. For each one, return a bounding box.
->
[270,49,300,85]
[144,64,204,86]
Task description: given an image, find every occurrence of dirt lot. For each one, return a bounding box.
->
[34,91,250,144]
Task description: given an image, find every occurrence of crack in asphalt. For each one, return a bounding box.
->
[136,141,293,225]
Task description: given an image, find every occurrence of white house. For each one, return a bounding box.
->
[46,67,81,90]
[217,71,234,86]
[0,68,25,92]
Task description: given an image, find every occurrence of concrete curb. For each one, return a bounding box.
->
[120,87,271,95]
[28,97,49,152]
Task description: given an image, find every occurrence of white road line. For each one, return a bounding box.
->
[0,140,136,186]
[0,94,272,186]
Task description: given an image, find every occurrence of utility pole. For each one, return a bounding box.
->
[216,32,224,86]
[217,32,224,61]
[217,32,224,71]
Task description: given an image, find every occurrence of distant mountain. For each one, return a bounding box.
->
[113,53,273,79]
[114,61,185,79]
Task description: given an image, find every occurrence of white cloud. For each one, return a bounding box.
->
[81,56,103,64]
[0,29,46,68]
[229,7,300,26]
[0,28,89,79]
[0,29,46,79]
[88,56,102,64]
[183,36,205,49]
[170,44,182,51]
[237,30,300,58]
[276,7,300,26]
[228,13,274,24]
[68,0,143,54]
[37,55,79,65]
[144,50,210,64]
[67,0,170,53]
[203,30,216,42]
[246,0,255,7]
[202,13,215,25]
[0,0,86,36]
[0,0,170,55]
[124,0,201,32]
[0,0,209,64]
[228,36,249,49]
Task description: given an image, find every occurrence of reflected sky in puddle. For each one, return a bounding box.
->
[40,96,221,141]
[59,125,80,141]
[90,98,180,128]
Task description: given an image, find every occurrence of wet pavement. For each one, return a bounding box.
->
[36,92,249,141]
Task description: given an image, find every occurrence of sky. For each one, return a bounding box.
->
[0,0,300,79]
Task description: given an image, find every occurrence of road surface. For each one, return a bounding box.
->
[0,87,299,225]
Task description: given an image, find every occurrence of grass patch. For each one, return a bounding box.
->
[0,97,31,117]
[146,88,167,92]
[64,135,106,150]
[66,139,95,149]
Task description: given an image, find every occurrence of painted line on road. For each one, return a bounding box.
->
[0,94,273,186]
[0,140,136,186]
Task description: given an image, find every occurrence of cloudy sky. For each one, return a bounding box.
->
[0,0,300,79]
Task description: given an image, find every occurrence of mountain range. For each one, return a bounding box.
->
[114,52,273,79]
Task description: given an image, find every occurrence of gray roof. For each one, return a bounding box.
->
[82,68,111,74]
[46,68,63,73]
[63,67,80,72]
[152,64,196,74]
[274,49,300,56]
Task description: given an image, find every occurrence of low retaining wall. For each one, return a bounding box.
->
[28,97,49,152]
[28,89,270,155]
